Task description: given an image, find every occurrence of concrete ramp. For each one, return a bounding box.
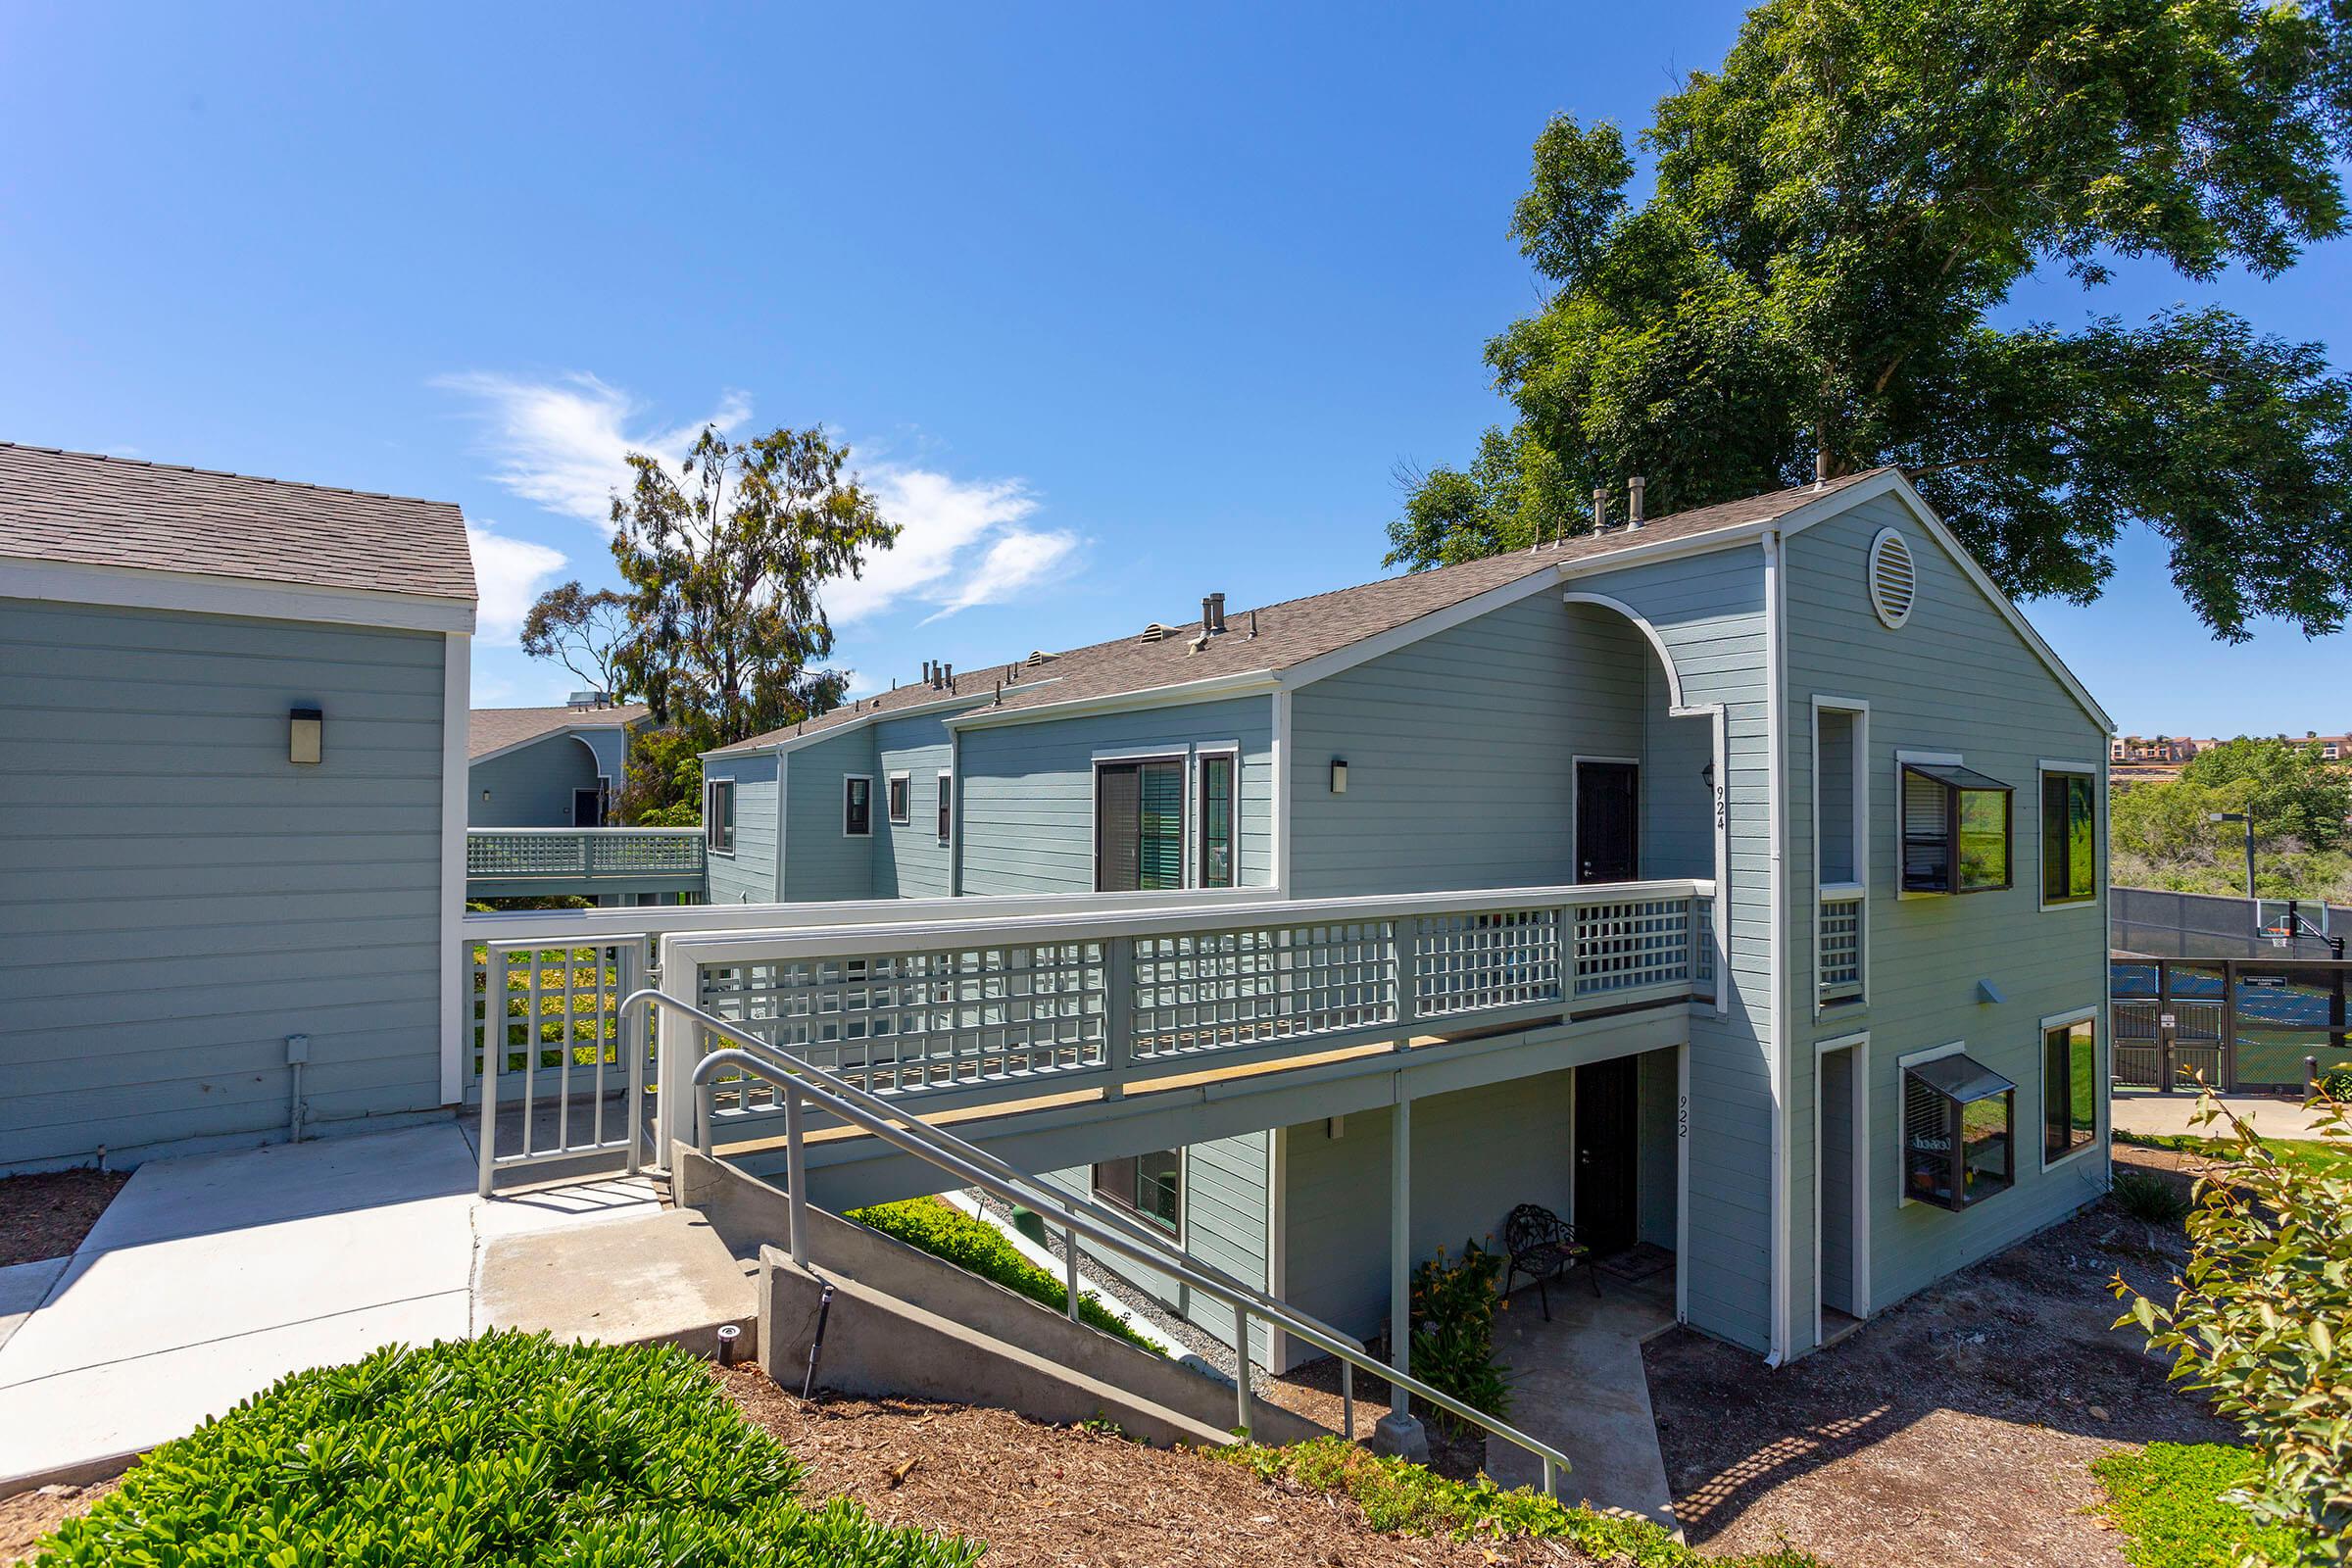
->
[474,1204,759,1359]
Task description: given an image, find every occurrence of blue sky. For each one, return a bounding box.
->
[4,2,2344,736]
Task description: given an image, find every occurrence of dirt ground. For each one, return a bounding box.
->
[1643,1188,2233,1568]
[722,1369,1589,1567]
[0,1169,125,1269]
[0,1480,116,1564]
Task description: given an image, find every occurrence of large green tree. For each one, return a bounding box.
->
[1394,0,2352,640]
[609,424,896,750]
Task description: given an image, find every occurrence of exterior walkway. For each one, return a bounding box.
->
[1483,1265,1679,1530]
[2111,1089,2347,1141]
[0,1121,704,1490]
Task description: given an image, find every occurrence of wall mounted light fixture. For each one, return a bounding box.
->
[289,708,323,765]
[1329,758,1348,794]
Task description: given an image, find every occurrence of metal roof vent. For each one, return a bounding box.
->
[1026,649,1057,663]
[1139,622,1176,643]
[1868,526,1917,629]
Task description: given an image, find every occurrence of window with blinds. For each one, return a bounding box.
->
[1199,753,1235,888]
[2039,771,2096,905]
[1096,759,1185,891]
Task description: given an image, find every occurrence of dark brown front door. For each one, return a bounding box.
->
[1574,1055,1640,1255]
[1576,760,1640,882]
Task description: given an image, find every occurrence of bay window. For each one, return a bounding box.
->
[1901,762,2013,894]
[1902,1052,2016,1210]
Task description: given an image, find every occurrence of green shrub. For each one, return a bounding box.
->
[2315,1065,2352,1100]
[2114,1094,2352,1562]
[846,1197,1159,1352]
[1217,1436,1820,1567]
[1406,1238,1510,1435]
[33,1331,978,1566]
[2112,1168,2195,1224]
[2093,1443,2314,1568]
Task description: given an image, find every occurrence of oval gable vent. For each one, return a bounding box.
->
[1868,527,1916,629]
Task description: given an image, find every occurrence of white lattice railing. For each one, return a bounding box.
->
[661,879,1715,1129]
[1818,884,1864,1004]
[467,827,706,882]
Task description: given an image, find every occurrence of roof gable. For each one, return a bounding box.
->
[469,705,649,761]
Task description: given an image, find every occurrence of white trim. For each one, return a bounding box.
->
[1674,1042,1690,1327]
[704,687,1001,760]
[1811,697,1871,1016]
[885,769,912,827]
[1809,1029,1872,1346]
[468,715,640,770]
[1562,592,1688,708]
[842,773,874,838]
[774,753,790,897]
[1774,471,2115,733]
[1266,1126,1290,1372]
[1865,526,1916,629]
[2036,760,2102,913]
[1762,528,1791,1365]
[1270,688,1292,896]
[1276,566,1568,691]
[2036,1006,2104,1172]
[1569,755,1641,885]
[437,632,470,1105]
[1089,752,1190,893]
[0,556,477,634]
[936,767,954,847]
[1894,1040,1968,1208]
[950,671,1279,732]
[704,777,737,857]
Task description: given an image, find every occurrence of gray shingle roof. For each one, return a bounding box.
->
[715,468,1886,755]
[0,443,476,602]
[469,704,650,760]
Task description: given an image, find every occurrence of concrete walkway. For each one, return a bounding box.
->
[1483,1267,1680,1531]
[0,1121,697,1490]
[2112,1090,2347,1141]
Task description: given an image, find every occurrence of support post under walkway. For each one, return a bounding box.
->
[1371,1073,1427,1459]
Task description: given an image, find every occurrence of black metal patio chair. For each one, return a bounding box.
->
[1501,1202,1597,1321]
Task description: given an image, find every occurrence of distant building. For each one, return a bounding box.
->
[2107,733,2349,764]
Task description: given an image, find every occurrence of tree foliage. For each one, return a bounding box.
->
[2180,738,2352,852]
[617,726,707,826]
[2113,1092,2351,1563]
[610,424,894,749]
[517,581,633,699]
[1394,0,2352,640]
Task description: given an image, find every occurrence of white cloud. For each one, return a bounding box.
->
[436,372,1078,625]
[466,523,568,644]
[434,370,750,527]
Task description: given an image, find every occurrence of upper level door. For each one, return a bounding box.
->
[1576,760,1640,882]
[572,787,604,827]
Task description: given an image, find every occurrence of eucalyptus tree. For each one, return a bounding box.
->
[1393,0,2352,640]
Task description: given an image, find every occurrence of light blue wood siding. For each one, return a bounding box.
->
[873,712,954,899]
[468,731,602,827]
[1781,493,2109,1336]
[782,727,878,902]
[1038,1130,1273,1362]
[1574,548,1777,1350]
[702,752,778,905]
[575,725,629,788]
[0,599,450,1170]
[956,698,1274,895]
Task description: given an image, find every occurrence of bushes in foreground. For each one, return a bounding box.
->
[1217,1436,1819,1567]
[845,1196,1159,1352]
[34,1332,977,1567]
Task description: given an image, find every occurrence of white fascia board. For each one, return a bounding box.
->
[1775,470,2117,736]
[945,670,1280,731]
[705,689,1004,761]
[0,556,477,634]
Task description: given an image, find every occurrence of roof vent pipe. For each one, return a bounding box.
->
[942,663,954,690]
[1201,596,1217,635]
[1628,475,1645,527]
[1592,486,1607,532]
[1208,592,1226,633]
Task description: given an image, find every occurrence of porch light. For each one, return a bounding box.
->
[1330,759,1348,794]
[288,708,322,765]
[1902,1053,2016,1211]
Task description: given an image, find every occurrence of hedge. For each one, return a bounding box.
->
[845,1196,1160,1352]
[32,1332,978,1566]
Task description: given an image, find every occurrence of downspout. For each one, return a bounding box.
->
[1762,527,1790,1367]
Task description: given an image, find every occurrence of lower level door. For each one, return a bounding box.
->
[572,787,604,827]
[1576,760,1640,882]
[1574,1055,1640,1254]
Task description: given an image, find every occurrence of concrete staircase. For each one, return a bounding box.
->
[677,1152,1325,1448]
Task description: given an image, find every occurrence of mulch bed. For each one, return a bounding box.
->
[0,1170,126,1269]
[0,1480,117,1564]
[1642,1195,2235,1568]
[720,1367,1591,1566]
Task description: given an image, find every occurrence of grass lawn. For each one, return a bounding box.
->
[2114,1130,2352,1181]
[2091,1443,2312,1568]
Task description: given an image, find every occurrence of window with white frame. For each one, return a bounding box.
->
[1095,757,1185,892]
[1900,761,2013,894]
[1901,1049,2016,1210]
[886,771,910,826]
[843,775,872,837]
[2041,1015,2098,1165]
[936,770,953,844]
[2039,768,2096,906]
[705,778,735,855]
[1198,751,1236,888]
[1092,1150,1180,1235]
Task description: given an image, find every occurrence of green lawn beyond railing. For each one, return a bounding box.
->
[468,943,631,1080]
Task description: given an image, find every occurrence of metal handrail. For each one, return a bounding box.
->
[626,988,1576,1494]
